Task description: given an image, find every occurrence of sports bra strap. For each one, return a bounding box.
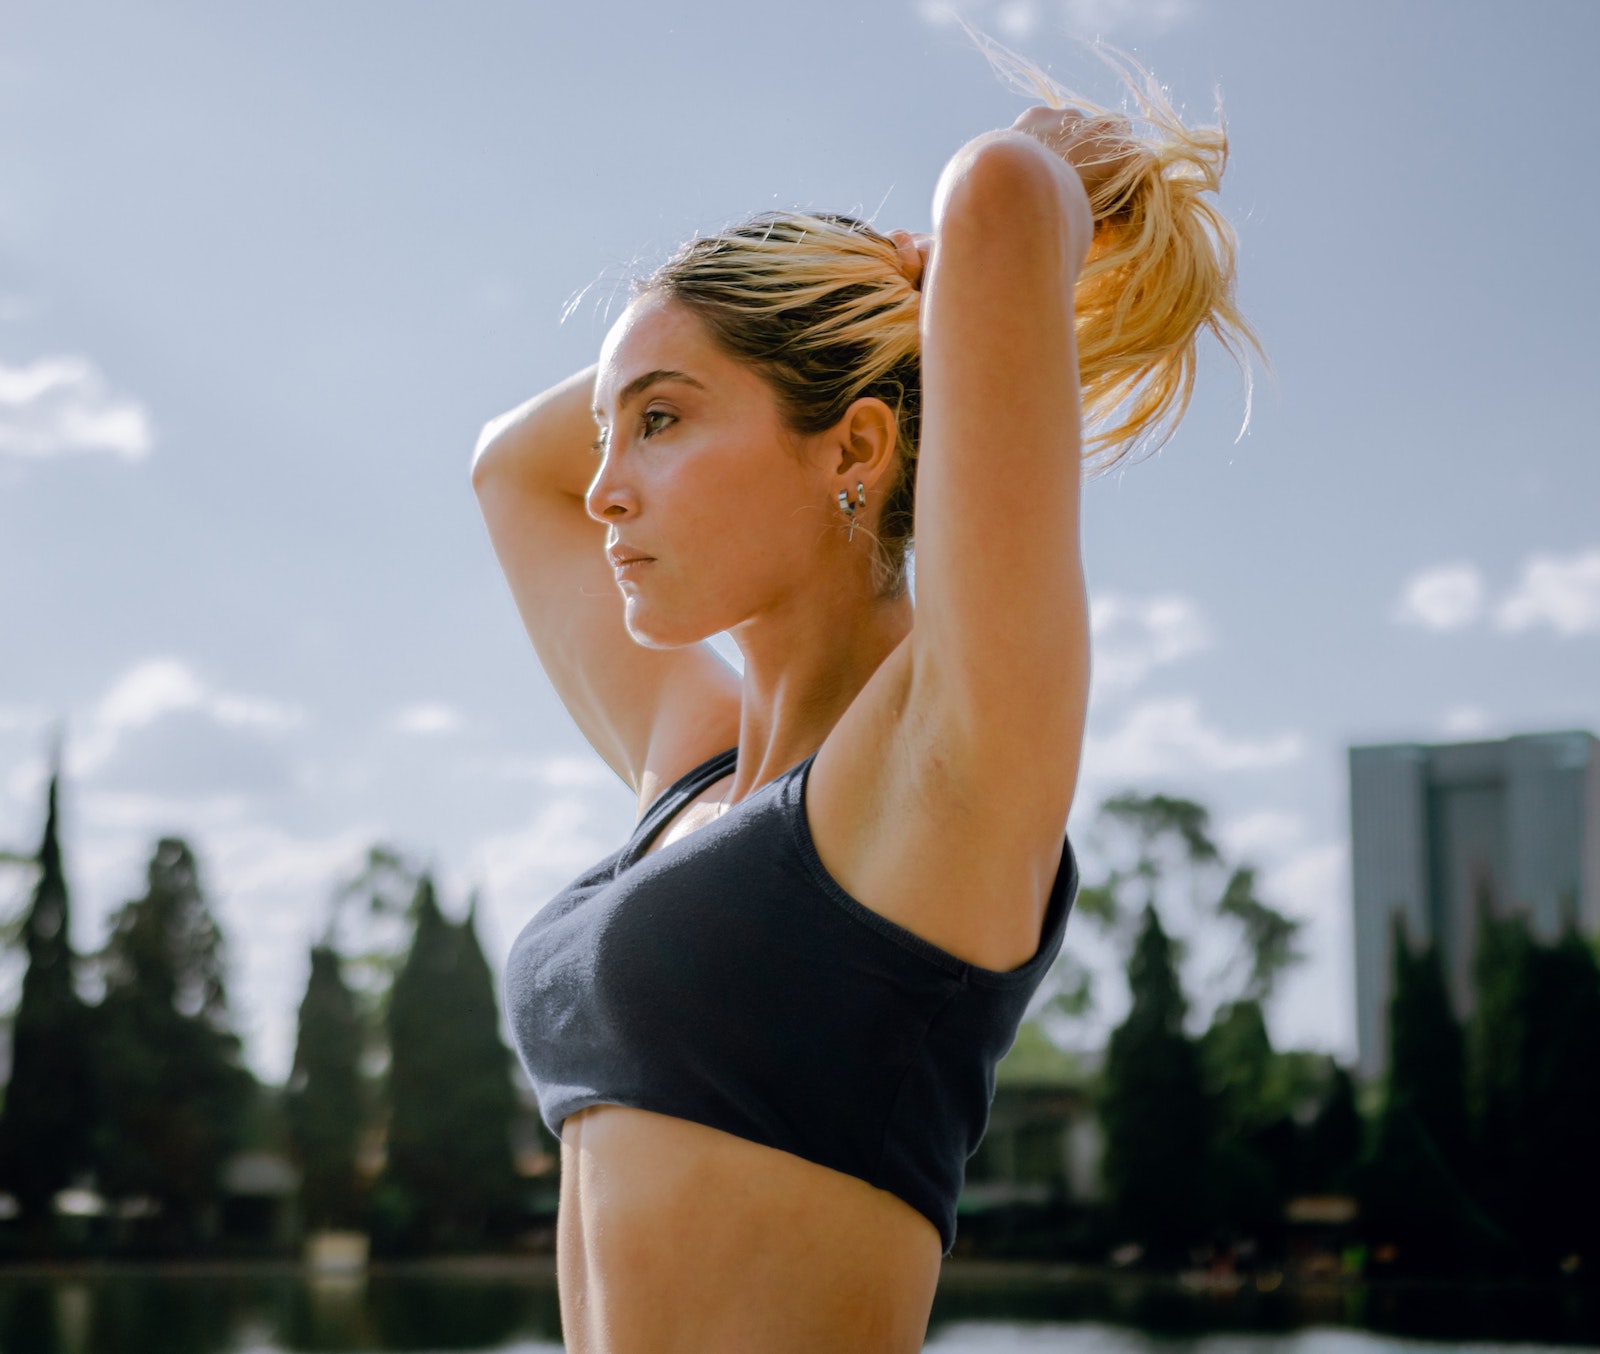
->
[626,747,739,863]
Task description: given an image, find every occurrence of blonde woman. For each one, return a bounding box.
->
[474,45,1252,1354]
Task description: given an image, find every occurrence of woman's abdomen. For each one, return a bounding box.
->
[558,1104,942,1354]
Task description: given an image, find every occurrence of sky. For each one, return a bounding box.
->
[1,0,1597,1082]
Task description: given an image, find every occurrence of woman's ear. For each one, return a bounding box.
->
[832,397,899,490]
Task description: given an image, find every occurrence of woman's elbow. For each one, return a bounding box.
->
[935,133,1091,264]
[470,411,517,494]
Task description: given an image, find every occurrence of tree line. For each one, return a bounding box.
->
[1080,794,1600,1278]
[0,769,525,1256]
[4,764,1597,1273]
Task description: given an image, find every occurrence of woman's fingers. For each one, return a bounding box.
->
[1011,106,1139,205]
[887,229,932,290]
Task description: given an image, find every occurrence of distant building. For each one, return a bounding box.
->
[1349,731,1600,1080]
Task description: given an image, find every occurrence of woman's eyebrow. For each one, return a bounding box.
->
[594,369,707,420]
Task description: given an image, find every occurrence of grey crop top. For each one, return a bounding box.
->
[504,747,1077,1253]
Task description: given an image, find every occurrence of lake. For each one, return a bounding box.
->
[0,1265,1595,1353]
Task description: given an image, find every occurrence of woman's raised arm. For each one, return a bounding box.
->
[906,126,1097,826]
[471,368,740,800]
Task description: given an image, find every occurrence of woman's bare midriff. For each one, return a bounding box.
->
[558,1104,944,1354]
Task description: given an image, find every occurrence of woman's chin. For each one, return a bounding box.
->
[622,602,713,651]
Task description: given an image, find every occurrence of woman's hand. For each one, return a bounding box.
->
[886,230,933,291]
[1010,106,1139,209]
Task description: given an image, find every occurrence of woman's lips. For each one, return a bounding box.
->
[609,551,655,579]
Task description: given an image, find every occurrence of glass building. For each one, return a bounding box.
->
[1348,731,1600,1080]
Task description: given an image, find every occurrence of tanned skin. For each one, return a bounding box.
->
[474,110,1107,1354]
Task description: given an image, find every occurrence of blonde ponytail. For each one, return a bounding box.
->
[971,28,1262,465]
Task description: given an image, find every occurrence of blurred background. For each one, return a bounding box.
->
[1,0,1597,1350]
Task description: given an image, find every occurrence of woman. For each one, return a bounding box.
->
[474,44,1251,1354]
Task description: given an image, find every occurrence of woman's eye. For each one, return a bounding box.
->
[641,409,675,439]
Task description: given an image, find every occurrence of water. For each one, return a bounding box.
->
[0,1269,1593,1353]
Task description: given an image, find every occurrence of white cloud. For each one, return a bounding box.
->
[1086,696,1302,781]
[1494,548,1600,636]
[912,0,1194,36]
[0,356,153,462]
[393,702,463,736]
[475,799,619,909]
[1060,0,1195,36]
[1090,592,1210,691]
[1441,703,1493,737]
[913,0,963,24]
[1390,562,1484,632]
[1219,809,1306,862]
[995,0,1041,38]
[67,658,303,778]
[96,658,206,730]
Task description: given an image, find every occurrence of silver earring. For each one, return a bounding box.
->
[837,482,867,542]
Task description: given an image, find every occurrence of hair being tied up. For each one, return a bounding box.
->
[639,33,1257,592]
[971,29,1262,464]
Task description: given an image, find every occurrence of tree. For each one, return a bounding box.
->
[93,838,254,1248]
[1215,866,1303,1003]
[1055,794,1303,1036]
[1362,915,1487,1271]
[1200,999,1296,1242]
[0,769,96,1232]
[1298,1063,1363,1196]
[286,946,364,1231]
[1099,906,1209,1261]
[1468,904,1535,1243]
[1514,927,1600,1267]
[377,878,517,1252]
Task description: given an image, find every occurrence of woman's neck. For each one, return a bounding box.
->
[725,588,912,797]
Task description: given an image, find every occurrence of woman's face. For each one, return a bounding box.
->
[589,292,838,648]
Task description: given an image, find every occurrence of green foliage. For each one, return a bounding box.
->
[0,772,96,1227]
[1216,867,1303,1002]
[1200,1000,1274,1139]
[92,838,254,1246]
[1298,1063,1363,1196]
[1469,906,1535,1239]
[286,946,365,1230]
[1361,915,1491,1269]
[1486,919,1600,1266]
[1098,793,1221,875]
[1382,917,1469,1174]
[1099,906,1209,1260]
[378,878,518,1253]
[1060,793,1303,1037]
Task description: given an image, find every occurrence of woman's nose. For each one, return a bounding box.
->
[584,459,637,524]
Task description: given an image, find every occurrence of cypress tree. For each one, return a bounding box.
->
[1200,999,1293,1242]
[1363,915,1487,1271]
[1468,907,1534,1244]
[93,838,254,1248]
[1517,928,1600,1268]
[0,769,96,1233]
[379,878,517,1252]
[286,945,364,1231]
[1099,906,1209,1262]
[1299,1063,1363,1196]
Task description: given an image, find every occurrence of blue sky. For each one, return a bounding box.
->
[2,0,1597,1080]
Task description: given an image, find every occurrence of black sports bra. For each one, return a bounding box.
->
[504,747,1077,1253]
